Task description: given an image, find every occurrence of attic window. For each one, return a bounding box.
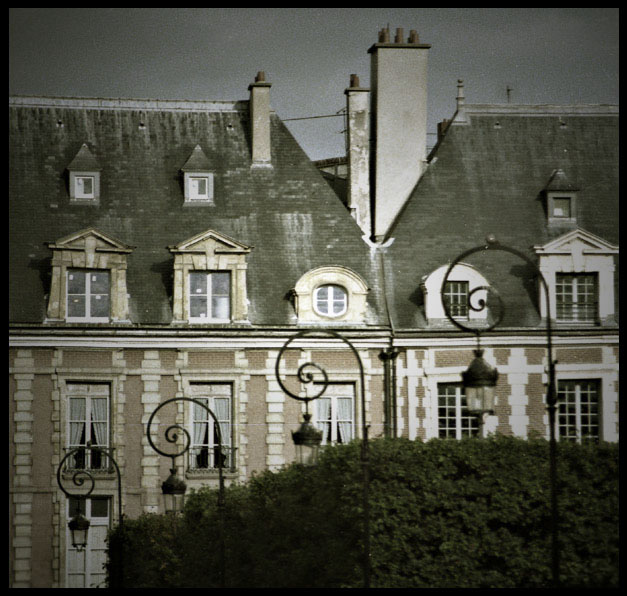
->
[293,266,369,324]
[181,145,215,204]
[544,170,578,226]
[186,174,214,202]
[551,197,572,219]
[67,144,101,203]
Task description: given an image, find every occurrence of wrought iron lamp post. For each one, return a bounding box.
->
[441,234,559,587]
[274,328,370,588]
[145,397,227,587]
[56,443,124,586]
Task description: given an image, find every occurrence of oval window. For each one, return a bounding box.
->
[314,285,347,317]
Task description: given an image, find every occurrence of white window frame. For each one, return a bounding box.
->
[184,172,214,203]
[555,272,598,323]
[442,280,470,319]
[557,379,600,443]
[313,383,355,445]
[65,497,110,588]
[187,271,231,323]
[66,383,111,470]
[66,269,111,323]
[437,383,479,439]
[313,284,348,318]
[69,171,100,202]
[422,263,489,322]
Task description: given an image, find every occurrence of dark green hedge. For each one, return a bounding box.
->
[108,436,619,588]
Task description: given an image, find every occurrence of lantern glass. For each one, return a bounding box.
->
[465,384,496,415]
[292,413,323,466]
[295,442,320,467]
[68,512,90,551]
[162,468,187,515]
[163,490,186,515]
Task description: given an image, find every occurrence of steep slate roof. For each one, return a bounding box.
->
[384,105,619,330]
[9,96,386,328]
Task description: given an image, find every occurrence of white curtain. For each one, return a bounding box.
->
[213,397,230,447]
[90,397,108,447]
[316,398,332,443]
[337,397,353,444]
[69,398,86,446]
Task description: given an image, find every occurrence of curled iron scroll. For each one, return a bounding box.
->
[146,397,223,463]
[440,244,506,336]
[275,328,365,407]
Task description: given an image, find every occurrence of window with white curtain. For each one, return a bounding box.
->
[67,383,110,470]
[189,383,232,469]
[314,383,355,445]
[437,383,479,439]
[188,271,231,322]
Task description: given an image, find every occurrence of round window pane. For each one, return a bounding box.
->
[315,285,347,317]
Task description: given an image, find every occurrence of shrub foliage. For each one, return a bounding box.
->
[108,436,618,588]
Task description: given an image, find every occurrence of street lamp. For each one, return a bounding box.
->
[275,328,370,588]
[441,234,560,587]
[145,397,227,586]
[56,443,124,585]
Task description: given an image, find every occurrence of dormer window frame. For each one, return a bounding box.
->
[45,228,134,325]
[67,143,102,204]
[181,145,215,205]
[547,191,577,225]
[293,266,369,324]
[184,171,214,204]
[169,229,252,325]
[534,228,618,327]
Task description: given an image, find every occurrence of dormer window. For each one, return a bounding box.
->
[45,228,134,324]
[551,196,572,219]
[75,175,96,199]
[169,229,252,325]
[422,264,490,324]
[534,228,618,326]
[314,284,348,318]
[67,144,101,203]
[181,145,214,204]
[544,169,578,226]
[186,173,214,202]
[293,267,369,324]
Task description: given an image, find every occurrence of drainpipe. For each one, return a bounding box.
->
[377,247,400,438]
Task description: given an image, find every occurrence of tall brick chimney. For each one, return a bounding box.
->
[368,28,431,241]
[249,71,272,167]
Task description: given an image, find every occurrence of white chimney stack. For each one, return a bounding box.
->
[345,74,371,237]
[249,71,272,167]
[369,28,431,241]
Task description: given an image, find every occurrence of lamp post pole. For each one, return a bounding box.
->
[56,444,124,587]
[146,397,227,588]
[441,235,559,587]
[275,329,370,588]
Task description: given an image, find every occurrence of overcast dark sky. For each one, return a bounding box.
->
[9,8,619,161]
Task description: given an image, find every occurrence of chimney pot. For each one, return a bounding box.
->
[255,71,266,83]
[350,74,360,88]
[408,29,419,43]
[379,28,390,43]
[395,28,404,43]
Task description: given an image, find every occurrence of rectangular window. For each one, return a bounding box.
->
[186,173,214,202]
[67,383,110,470]
[555,273,597,322]
[67,269,110,321]
[75,175,96,199]
[314,383,355,445]
[189,271,230,322]
[189,383,233,470]
[557,379,600,442]
[438,383,479,439]
[66,497,110,588]
[552,197,572,218]
[443,281,469,318]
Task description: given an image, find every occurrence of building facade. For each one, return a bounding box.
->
[9,28,618,588]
